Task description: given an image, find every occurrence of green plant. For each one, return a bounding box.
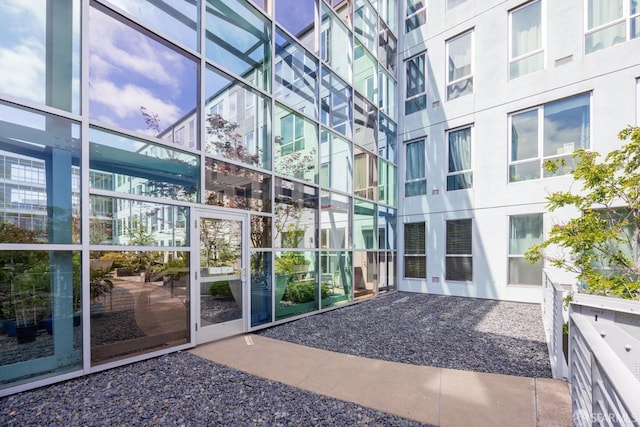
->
[209,280,232,297]
[526,126,640,300]
[282,282,330,304]
[90,269,113,303]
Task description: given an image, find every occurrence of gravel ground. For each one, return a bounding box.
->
[1,292,549,426]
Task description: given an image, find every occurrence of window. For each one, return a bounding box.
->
[509,214,543,285]
[405,140,427,196]
[509,93,590,182]
[405,0,426,33]
[279,114,305,156]
[586,0,639,53]
[447,126,472,191]
[446,30,473,100]
[447,0,467,10]
[405,53,427,114]
[510,1,543,79]
[404,222,426,278]
[446,219,472,281]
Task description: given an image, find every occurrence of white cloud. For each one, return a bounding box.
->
[0,42,45,104]
[91,79,181,126]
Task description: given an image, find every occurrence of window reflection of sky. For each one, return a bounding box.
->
[89,6,197,136]
[0,1,81,114]
[275,0,315,40]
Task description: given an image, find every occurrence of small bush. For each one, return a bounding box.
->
[209,280,232,297]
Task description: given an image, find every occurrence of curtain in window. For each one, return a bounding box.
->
[509,214,542,254]
[448,33,471,82]
[448,128,471,173]
[406,140,425,180]
[588,0,623,29]
[512,1,541,58]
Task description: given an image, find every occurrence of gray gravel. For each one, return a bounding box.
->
[1,292,549,426]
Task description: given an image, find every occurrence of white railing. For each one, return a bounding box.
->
[569,294,640,426]
[542,271,569,379]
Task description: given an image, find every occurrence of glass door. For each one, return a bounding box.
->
[194,210,247,343]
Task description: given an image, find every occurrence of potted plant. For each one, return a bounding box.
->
[89,268,113,318]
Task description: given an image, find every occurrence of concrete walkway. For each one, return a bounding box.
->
[190,334,572,426]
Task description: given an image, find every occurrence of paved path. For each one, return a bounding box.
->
[191,334,572,427]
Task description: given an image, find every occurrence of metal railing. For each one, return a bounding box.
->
[542,271,569,379]
[569,294,640,426]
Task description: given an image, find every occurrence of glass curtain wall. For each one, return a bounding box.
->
[0,0,398,392]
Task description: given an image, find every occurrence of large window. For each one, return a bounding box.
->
[405,0,426,33]
[446,30,473,100]
[509,93,590,182]
[404,222,426,278]
[510,1,543,79]
[405,53,427,114]
[405,140,427,196]
[446,219,472,281]
[586,0,639,54]
[509,214,543,285]
[447,126,472,191]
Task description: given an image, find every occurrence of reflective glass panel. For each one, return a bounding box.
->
[205,66,271,170]
[447,31,473,100]
[89,6,198,139]
[275,251,319,320]
[0,1,80,114]
[274,105,318,183]
[354,40,378,104]
[320,251,353,308]
[354,93,378,153]
[321,191,351,249]
[0,102,80,244]
[0,250,81,389]
[378,206,396,250]
[89,127,199,203]
[88,196,188,246]
[107,0,199,51]
[274,178,318,248]
[378,251,396,292]
[321,4,353,84]
[379,69,397,121]
[353,250,376,299]
[274,29,318,120]
[320,69,353,139]
[205,0,271,91]
[320,130,353,193]
[250,215,272,248]
[354,147,378,200]
[250,250,272,326]
[354,0,377,55]
[378,19,397,78]
[379,160,397,206]
[205,158,272,212]
[275,0,315,52]
[354,198,376,249]
[378,113,397,163]
[90,250,190,365]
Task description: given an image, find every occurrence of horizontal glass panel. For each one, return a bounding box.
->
[205,66,271,170]
[0,1,80,114]
[89,196,189,246]
[90,250,190,365]
[274,178,318,248]
[404,256,426,278]
[445,256,472,281]
[509,257,542,285]
[107,0,199,51]
[405,95,427,114]
[205,0,271,91]
[446,219,472,255]
[510,51,544,79]
[447,172,473,191]
[0,102,81,244]
[447,77,473,100]
[543,93,590,158]
[89,6,198,139]
[585,21,626,53]
[274,251,319,320]
[405,180,427,196]
[509,214,542,254]
[320,251,353,308]
[404,222,425,254]
[205,158,271,212]
[89,127,199,203]
[509,160,541,182]
[587,0,623,29]
[0,251,82,388]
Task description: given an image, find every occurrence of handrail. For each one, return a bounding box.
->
[570,313,640,424]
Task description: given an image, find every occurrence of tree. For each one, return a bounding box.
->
[526,126,640,300]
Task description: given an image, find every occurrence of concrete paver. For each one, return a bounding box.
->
[190,334,572,426]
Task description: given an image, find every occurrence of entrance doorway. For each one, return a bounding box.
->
[193,210,247,343]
